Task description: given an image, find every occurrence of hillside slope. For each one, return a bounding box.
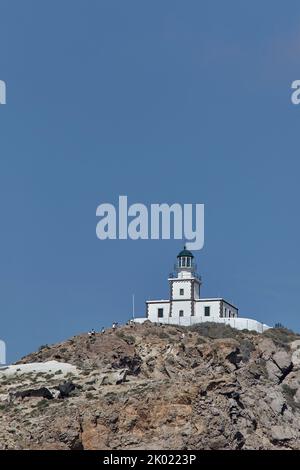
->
[1,322,300,450]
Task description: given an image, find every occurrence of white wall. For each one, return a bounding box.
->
[148,299,193,324]
[221,300,238,318]
[189,316,270,333]
[134,315,270,333]
[176,270,193,279]
[194,282,200,299]
[171,280,192,300]
[147,299,238,325]
[171,300,192,319]
[195,300,221,318]
[147,302,170,322]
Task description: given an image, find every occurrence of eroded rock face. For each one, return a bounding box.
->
[1,323,300,450]
[99,369,128,386]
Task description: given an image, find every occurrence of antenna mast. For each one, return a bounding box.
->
[132,294,135,320]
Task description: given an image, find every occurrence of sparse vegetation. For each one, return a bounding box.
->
[116,331,136,344]
[188,322,241,340]
[65,372,75,379]
[36,399,49,409]
[263,328,300,348]
[282,384,300,410]
[167,328,179,336]
[35,372,45,378]
[196,336,207,345]
[0,404,9,412]
[157,331,170,339]
[143,327,170,340]
[44,374,54,380]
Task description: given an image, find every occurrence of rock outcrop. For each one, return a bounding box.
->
[0,322,300,450]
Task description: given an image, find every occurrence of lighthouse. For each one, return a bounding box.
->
[169,247,201,319]
[133,247,270,333]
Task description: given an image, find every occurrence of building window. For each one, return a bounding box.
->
[179,310,184,317]
[204,306,210,317]
[158,308,163,318]
[180,288,184,296]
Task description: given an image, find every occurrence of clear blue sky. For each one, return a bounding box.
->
[1,1,300,363]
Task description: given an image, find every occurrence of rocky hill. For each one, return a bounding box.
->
[1,321,300,450]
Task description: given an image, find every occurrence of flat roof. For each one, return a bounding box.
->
[146,298,238,310]
[195,298,238,310]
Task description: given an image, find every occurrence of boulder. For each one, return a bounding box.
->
[271,425,295,442]
[270,395,286,415]
[290,340,300,351]
[266,351,293,383]
[58,381,76,398]
[15,387,53,400]
[257,338,277,359]
[266,360,283,383]
[272,351,292,372]
[291,349,300,370]
[112,355,141,375]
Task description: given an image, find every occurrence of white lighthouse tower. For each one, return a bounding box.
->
[169,247,201,319]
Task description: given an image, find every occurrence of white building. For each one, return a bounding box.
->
[134,247,270,333]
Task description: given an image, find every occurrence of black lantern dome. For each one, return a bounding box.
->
[177,246,194,269]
